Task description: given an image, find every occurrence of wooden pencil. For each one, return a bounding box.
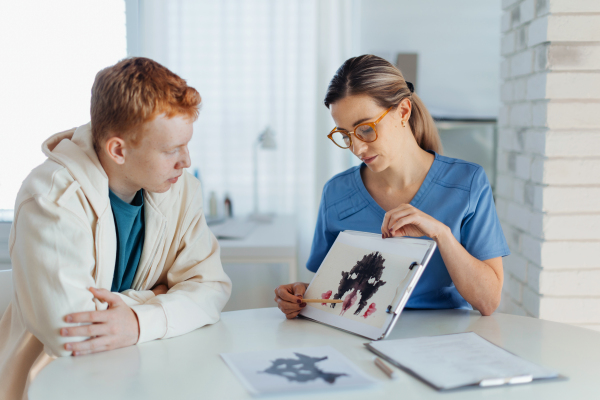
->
[302,299,343,303]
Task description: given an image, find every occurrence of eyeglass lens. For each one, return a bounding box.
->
[330,131,351,148]
[355,124,376,141]
[330,124,377,148]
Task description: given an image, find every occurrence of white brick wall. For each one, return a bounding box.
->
[544,131,600,157]
[541,186,600,213]
[534,268,600,296]
[497,0,600,329]
[545,73,600,100]
[539,241,600,269]
[544,0,600,14]
[538,297,600,324]
[546,44,600,70]
[535,158,600,185]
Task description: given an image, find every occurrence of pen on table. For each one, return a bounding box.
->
[374,357,398,380]
[301,299,343,303]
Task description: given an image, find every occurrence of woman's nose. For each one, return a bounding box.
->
[351,137,368,155]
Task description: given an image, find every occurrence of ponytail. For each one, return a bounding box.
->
[409,93,442,154]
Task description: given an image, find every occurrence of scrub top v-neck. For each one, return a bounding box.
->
[306,152,510,310]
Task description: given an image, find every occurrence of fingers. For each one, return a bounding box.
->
[151,284,168,296]
[389,214,417,235]
[273,298,300,318]
[387,207,414,230]
[276,297,304,314]
[381,211,391,237]
[292,282,307,298]
[66,336,113,355]
[285,310,302,319]
[274,283,309,318]
[61,322,110,338]
[386,206,420,237]
[65,310,109,324]
[383,204,413,238]
[275,283,303,304]
[61,291,139,356]
[89,287,122,308]
[71,348,105,357]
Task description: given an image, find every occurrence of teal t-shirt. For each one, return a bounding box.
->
[109,189,145,292]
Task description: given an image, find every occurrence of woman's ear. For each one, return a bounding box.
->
[396,97,412,122]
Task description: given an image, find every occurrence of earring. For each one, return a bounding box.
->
[402,120,406,128]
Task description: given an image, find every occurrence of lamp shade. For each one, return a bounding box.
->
[258,127,276,150]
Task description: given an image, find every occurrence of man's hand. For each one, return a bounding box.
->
[60,287,140,356]
[151,284,168,296]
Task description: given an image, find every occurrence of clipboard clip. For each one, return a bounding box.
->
[386,262,421,315]
[479,375,533,387]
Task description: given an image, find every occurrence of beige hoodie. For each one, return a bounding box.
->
[0,123,232,399]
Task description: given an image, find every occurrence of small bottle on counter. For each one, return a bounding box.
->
[224,193,232,218]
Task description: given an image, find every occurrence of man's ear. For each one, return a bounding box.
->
[104,136,128,165]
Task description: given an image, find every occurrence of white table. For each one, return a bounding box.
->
[217,215,297,282]
[30,308,600,399]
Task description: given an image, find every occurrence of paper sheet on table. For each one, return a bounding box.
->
[221,346,376,395]
[367,332,559,390]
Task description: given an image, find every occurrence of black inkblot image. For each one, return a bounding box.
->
[332,251,387,315]
[261,353,347,384]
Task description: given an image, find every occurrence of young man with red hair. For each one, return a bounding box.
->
[0,58,232,399]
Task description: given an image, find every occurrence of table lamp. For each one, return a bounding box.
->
[251,127,276,222]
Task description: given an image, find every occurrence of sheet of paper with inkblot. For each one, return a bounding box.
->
[299,231,436,340]
[221,346,376,395]
[366,332,560,390]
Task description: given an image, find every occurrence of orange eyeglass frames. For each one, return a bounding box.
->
[327,106,394,149]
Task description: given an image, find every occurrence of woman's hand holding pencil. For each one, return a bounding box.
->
[274,282,309,319]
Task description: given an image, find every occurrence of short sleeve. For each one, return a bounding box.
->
[306,186,336,273]
[461,167,510,260]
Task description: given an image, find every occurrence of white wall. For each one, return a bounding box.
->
[358,0,502,119]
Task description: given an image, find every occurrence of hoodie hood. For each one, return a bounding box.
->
[42,122,110,218]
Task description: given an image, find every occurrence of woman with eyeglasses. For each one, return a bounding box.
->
[275,54,509,318]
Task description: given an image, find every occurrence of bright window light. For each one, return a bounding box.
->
[0,0,127,211]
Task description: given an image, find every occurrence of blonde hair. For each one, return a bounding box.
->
[324,54,442,154]
[91,57,201,153]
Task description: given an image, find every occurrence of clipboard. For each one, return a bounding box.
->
[365,332,565,390]
[299,230,436,340]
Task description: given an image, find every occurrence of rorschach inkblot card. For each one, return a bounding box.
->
[220,346,376,396]
[299,230,436,340]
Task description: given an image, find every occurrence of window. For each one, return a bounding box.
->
[0,0,127,212]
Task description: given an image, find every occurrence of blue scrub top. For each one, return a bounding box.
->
[306,152,510,310]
